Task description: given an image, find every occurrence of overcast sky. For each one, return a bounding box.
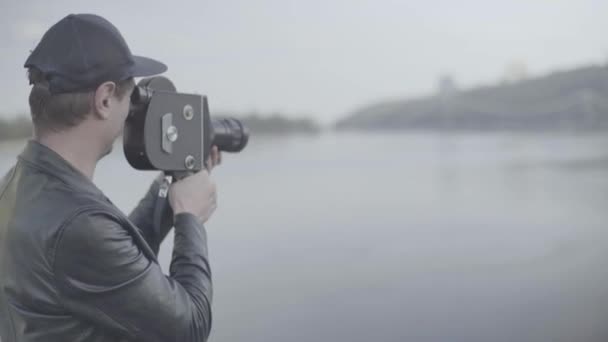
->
[1,0,606,123]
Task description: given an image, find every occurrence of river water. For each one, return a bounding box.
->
[1,131,607,341]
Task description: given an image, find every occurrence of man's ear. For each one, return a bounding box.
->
[93,81,117,120]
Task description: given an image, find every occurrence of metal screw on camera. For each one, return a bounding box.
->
[183,105,194,120]
[185,155,196,170]
[166,125,178,142]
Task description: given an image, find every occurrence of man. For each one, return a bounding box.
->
[0,14,219,342]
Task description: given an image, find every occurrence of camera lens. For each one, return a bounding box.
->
[211,118,249,153]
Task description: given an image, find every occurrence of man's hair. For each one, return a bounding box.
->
[27,68,134,132]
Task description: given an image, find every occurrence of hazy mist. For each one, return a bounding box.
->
[1,0,607,123]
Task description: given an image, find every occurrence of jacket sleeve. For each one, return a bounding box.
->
[52,210,212,342]
[128,173,174,255]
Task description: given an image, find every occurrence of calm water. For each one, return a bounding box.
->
[1,132,608,342]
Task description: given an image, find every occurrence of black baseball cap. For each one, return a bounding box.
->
[24,13,167,94]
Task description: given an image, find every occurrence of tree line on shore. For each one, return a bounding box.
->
[0,116,32,141]
[0,112,321,142]
[6,64,605,142]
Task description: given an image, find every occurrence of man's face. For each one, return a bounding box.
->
[102,80,135,156]
[112,82,135,138]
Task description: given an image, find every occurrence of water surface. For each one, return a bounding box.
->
[1,132,607,341]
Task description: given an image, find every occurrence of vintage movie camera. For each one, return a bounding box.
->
[123,76,249,173]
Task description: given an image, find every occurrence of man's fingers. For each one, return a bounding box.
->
[215,149,222,165]
[205,146,221,171]
[206,158,212,172]
[212,146,221,166]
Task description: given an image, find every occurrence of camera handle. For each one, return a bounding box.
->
[152,168,207,242]
[152,175,172,250]
[170,171,193,181]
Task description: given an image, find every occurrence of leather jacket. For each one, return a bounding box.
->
[0,141,212,342]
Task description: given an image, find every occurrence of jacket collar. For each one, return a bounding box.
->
[18,140,104,197]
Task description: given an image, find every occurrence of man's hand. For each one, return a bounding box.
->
[169,146,222,223]
[206,145,222,171]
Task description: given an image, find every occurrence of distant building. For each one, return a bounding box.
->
[437,74,458,97]
[503,61,528,83]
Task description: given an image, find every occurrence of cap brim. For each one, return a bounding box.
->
[131,55,167,77]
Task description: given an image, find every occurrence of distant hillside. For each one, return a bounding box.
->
[335,65,608,131]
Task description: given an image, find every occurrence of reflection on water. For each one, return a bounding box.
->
[1,132,607,342]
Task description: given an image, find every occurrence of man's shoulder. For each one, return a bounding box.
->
[2,160,120,252]
[13,157,114,212]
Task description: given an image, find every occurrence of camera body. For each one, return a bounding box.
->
[124,77,248,172]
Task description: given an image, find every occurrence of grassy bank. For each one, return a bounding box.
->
[0,116,32,141]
